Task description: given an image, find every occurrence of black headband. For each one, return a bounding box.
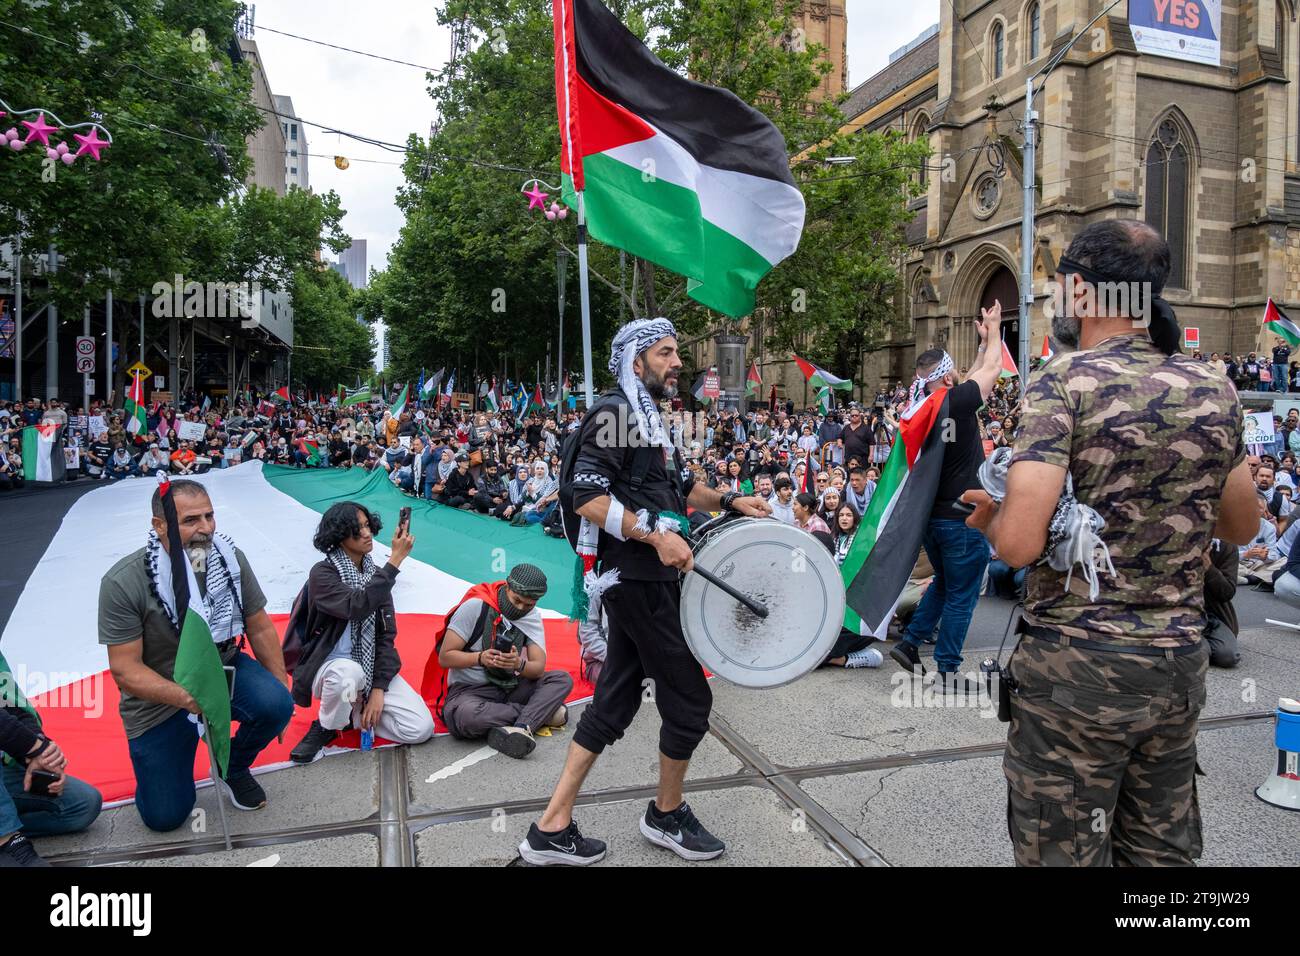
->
[1055,255,1181,357]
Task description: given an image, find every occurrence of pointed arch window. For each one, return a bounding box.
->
[992,23,1005,78]
[1029,3,1041,60]
[1145,118,1190,289]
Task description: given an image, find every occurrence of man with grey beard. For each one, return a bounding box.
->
[98,480,292,831]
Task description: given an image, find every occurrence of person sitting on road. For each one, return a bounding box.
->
[436,565,572,758]
[438,453,475,508]
[289,503,435,764]
[0,653,103,867]
[792,492,833,551]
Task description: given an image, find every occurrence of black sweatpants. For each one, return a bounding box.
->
[573,578,712,761]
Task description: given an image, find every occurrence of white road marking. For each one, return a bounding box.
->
[425,746,496,783]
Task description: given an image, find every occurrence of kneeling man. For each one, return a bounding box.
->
[99,480,294,831]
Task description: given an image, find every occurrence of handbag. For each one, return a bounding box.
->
[469,449,484,467]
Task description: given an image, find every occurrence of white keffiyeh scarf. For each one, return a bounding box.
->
[326,547,378,692]
[908,351,954,410]
[146,531,244,642]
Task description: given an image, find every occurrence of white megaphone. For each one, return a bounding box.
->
[1255,697,1300,812]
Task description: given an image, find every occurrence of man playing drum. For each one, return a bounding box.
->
[520,317,770,866]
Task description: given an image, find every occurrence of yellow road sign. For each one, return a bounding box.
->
[127,362,152,379]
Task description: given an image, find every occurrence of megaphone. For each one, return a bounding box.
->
[1255,697,1300,811]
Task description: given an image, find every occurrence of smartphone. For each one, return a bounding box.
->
[951,499,976,516]
[30,769,59,797]
[398,506,412,534]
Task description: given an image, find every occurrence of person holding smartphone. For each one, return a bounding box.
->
[288,503,434,764]
[0,654,103,867]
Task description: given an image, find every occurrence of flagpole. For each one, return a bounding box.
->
[202,719,233,851]
[577,192,595,408]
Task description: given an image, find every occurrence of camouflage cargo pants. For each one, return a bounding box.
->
[1004,634,1209,867]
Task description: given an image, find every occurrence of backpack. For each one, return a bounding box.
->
[556,389,659,553]
[280,581,312,672]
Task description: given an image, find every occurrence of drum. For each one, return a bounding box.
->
[679,515,845,689]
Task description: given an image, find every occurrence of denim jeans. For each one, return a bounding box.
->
[0,762,103,838]
[1275,364,1290,393]
[987,559,1027,600]
[902,518,991,673]
[126,653,293,832]
[524,500,558,525]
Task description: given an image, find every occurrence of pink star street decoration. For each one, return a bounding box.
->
[0,99,112,164]
[523,183,549,210]
[21,112,58,146]
[73,127,110,161]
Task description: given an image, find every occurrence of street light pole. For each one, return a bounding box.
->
[557,248,569,407]
[1019,0,1125,382]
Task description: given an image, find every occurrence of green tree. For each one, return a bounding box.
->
[0,0,261,303]
[372,0,924,388]
[290,266,374,391]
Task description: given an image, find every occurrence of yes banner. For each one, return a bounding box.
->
[1130,0,1221,67]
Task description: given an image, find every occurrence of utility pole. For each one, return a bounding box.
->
[1019,0,1125,382]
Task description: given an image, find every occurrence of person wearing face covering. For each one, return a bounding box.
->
[431,565,572,758]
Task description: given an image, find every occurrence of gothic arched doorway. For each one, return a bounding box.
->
[980,266,1020,370]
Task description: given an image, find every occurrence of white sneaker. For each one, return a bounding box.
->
[845,648,884,669]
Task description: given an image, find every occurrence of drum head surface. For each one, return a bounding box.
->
[680,519,845,688]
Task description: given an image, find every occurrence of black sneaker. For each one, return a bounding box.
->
[290,721,339,764]
[639,800,726,861]
[0,834,50,868]
[220,772,268,811]
[488,725,536,759]
[518,820,607,866]
[889,640,925,674]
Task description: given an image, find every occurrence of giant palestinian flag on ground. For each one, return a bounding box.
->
[0,463,595,804]
[840,388,951,637]
[554,0,805,317]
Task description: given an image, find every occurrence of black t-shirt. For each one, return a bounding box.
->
[571,393,695,582]
[1274,346,1291,365]
[841,422,872,466]
[932,380,985,521]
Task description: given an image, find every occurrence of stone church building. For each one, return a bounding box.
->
[689,0,1300,407]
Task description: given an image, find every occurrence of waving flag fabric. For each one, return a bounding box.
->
[1264,299,1300,348]
[553,0,805,317]
[841,389,950,637]
[21,423,65,485]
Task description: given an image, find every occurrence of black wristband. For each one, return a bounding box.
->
[721,491,740,512]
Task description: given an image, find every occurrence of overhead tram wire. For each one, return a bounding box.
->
[253,24,443,73]
[1,18,562,180]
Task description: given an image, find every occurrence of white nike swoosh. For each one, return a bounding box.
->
[549,841,577,854]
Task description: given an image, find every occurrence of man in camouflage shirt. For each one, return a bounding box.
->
[963,221,1258,866]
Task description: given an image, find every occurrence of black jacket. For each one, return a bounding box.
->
[289,560,402,708]
[1204,540,1239,636]
[444,468,474,498]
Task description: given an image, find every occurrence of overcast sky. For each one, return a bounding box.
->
[252,0,941,275]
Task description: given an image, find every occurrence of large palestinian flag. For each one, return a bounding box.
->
[1,463,597,805]
[554,0,805,317]
[22,423,65,485]
[840,388,950,637]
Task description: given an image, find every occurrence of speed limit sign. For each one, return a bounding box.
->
[75,336,95,357]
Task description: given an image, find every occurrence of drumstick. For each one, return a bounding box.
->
[691,566,769,618]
